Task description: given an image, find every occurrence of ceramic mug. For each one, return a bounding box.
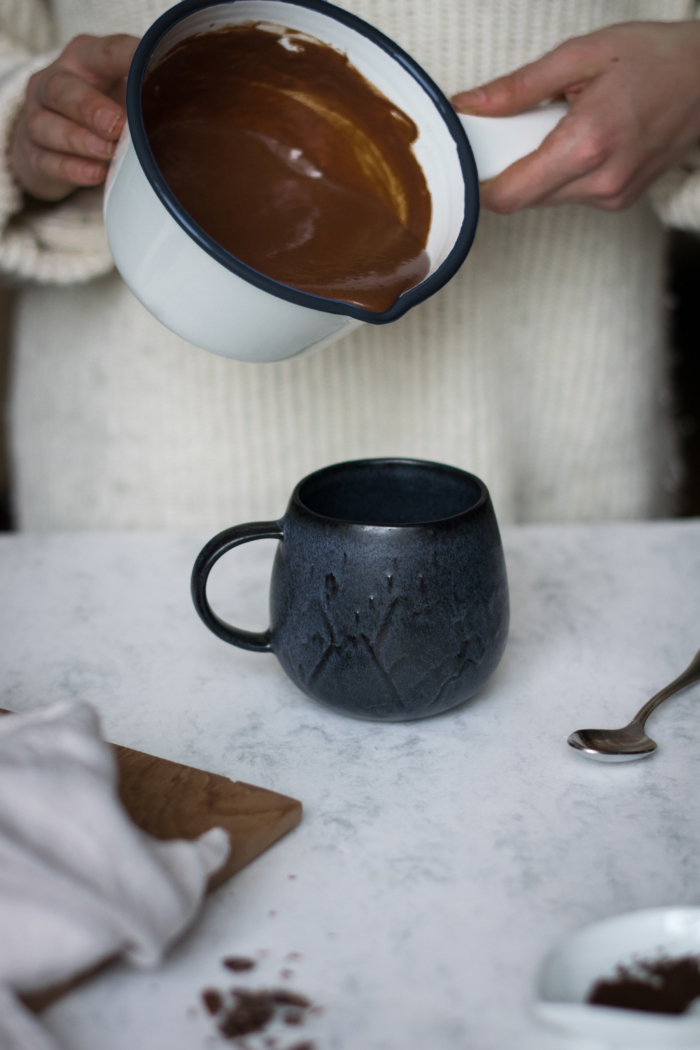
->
[104,0,567,363]
[191,458,509,721]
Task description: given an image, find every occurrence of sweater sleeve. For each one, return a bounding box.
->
[647,7,700,234]
[648,149,700,234]
[0,1,114,285]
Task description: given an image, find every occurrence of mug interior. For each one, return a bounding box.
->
[143,0,474,287]
[297,460,484,525]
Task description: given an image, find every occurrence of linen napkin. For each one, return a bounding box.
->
[0,700,230,1050]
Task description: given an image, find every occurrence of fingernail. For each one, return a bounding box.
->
[95,108,122,136]
[462,88,487,106]
[87,133,114,157]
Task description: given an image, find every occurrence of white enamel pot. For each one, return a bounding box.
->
[104,0,567,363]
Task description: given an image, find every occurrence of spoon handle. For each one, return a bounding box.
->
[633,647,700,727]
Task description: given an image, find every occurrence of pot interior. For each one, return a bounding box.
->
[143,0,472,284]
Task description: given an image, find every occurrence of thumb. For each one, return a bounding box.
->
[452,42,596,115]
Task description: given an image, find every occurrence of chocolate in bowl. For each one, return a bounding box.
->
[141,21,432,313]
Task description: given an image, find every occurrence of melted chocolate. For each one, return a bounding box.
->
[142,23,431,312]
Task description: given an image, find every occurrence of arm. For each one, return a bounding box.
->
[451,21,700,218]
[9,33,136,201]
[0,30,136,283]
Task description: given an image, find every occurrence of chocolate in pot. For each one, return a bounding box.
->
[142,22,431,312]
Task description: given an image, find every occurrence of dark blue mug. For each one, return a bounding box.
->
[191,458,509,721]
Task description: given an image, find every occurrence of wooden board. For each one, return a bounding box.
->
[112,743,302,892]
[0,711,302,1010]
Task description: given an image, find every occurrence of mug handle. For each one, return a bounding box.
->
[191,522,284,653]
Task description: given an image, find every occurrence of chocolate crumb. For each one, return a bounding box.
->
[219,991,274,1037]
[288,875,297,880]
[200,984,316,1042]
[223,955,257,972]
[272,991,311,1008]
[280,969,294,979]
[285,952,302,961]
[202,988,223,1015]
[588,954,700,1014]
[287,1042,315,1050]
[269,910,277,918]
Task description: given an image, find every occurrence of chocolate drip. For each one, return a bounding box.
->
[142,22,432,313]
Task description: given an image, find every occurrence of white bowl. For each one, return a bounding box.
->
[535,908,700,1049]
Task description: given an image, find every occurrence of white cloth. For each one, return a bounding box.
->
[1,1,700,528]
[0,700,230,1050]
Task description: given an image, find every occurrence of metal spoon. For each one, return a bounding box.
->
[567,647,700,762]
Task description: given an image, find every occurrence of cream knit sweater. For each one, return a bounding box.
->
[1,0,700,530]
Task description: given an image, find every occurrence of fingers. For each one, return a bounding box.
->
[37,67,124,141]
[452,36,608,116]
[10,33,138,200]
[57,33,139,89]
[477,106,611,213]
[28,107,116,160]
[18,139,106,196]
[523,143,687,211]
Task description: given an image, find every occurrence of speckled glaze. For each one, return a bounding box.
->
[191,458,509,720]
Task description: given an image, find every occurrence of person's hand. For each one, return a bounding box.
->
[452,21,700,214]
[10,34,138,201]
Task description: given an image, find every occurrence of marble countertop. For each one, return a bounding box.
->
[2,521,700,1050]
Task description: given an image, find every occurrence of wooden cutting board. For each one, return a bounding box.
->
[112,742,302,891]
[0,711,302,1010]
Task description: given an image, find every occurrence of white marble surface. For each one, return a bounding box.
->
[2,521,700,1050]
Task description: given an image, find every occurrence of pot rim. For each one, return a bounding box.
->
[126,0,480,326]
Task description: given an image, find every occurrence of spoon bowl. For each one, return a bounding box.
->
[567,726,657,763]
[568,646,700,762]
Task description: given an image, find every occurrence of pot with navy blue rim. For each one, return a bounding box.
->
[191,458,510,721]
[103,0,567,364]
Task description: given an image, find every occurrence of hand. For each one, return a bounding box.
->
[452,21,700,214]
[9,34,138,201]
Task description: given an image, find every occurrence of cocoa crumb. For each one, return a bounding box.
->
[202,988,223,1015]
[271,991,311,1008]
[223,956,257,972]
[280,969,294,979]
[200,984,316,1042]
[588,954,700,1014]
[219,991,274,1038]
[287,1042,315,1050]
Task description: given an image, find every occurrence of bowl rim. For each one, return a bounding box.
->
[126,0,480,325]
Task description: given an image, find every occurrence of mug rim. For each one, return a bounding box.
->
[292,457,489,526]
[126,0,480,327]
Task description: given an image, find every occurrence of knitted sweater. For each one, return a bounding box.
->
[1,0,700,529]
